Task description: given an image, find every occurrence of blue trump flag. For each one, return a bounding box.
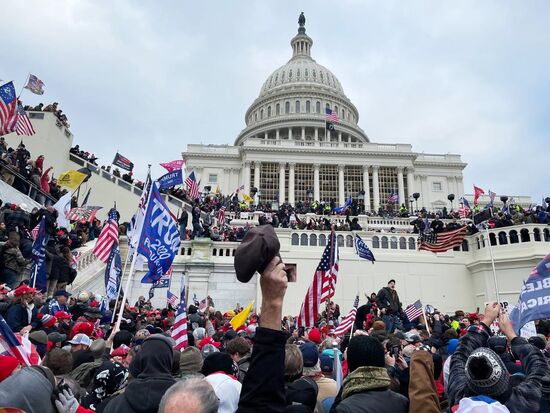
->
[333,196,352,214]
[30,216,47,291]
[509,252,550,333]
[158,169,183,190]
[104,244,123,300]
[355,234,375,263]
[137,182,181,283]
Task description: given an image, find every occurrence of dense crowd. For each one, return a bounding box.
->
[23,102,71,128]
[2,268,550,412]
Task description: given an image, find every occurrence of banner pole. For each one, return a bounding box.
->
[485,225,501,303]
[421,306,431,336]
[114,251,138,332]
[111,246,132,324]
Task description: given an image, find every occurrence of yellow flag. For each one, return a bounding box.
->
[242,193,253,203]
[58,170,87,190]
[230,301,254,330]
[216,185,221,195]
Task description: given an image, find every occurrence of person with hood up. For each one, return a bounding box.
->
[0,366,56,413]
[447,303,548,413]
[102,334,176,413]
[330,335,408,412]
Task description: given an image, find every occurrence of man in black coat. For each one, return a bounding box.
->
[376,279,402,333]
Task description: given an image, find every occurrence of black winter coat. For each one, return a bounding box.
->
[376,287,401,315]
[331,388,408,413]
[447,323,547,413]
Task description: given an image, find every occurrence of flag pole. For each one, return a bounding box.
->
[114,250,138,331]
[421,305,431,336]
[485,224,501,303]
[110,247,133,324]
[17,73,30,99]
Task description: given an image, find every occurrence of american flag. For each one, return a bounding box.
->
[15,104,35,136]
[31,223,40,240]
[0,82,18,136]
[458,207,470,219]
[172,278,188,350]
[24,74,45,95]
[235,184,244,193]
[298,232,339,327]
[387,192,398,204]
[325,107,339,123]
[71,250,82,265]
[462,197,471,209]
[67,206,102,222]
[93,209,119,263]
[333,295,360,337]
[405,300,423,322]
[0,315,31,366]
[418,226,467,253]
[167,290,178,306]
[185,171,200,200]
[217,206,226,224]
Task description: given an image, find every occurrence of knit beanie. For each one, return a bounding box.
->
[41,314,57,328]
[201,352,234,376]
[0,355,19,382]
[179,346,203,374]
[465,347,510,399]
[347,335,385,373]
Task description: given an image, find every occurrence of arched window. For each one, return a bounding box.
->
[346,235,353,247]
[408,237,416,250]
[212,248,217,256]
[381,236,389,249]
[310,234,317,246]
[544,228,550,242]
[285,101,290,114]
[341,108,345,119]
[254,113,257,121]
[488,233,496,246]
[306,100,311,113]
[260,109,264,119]
[267,106,271,117]
[509,230,519,244]
[399,237,407,249]
[326,103,330,109]
[337,235,344,247]
[295,100,300,113]
[300,233,308,246]
[390,237,398,249]
[498,232,508,245]
[276,103,280,115]
[291,233,299,245]
[334,105,338,116]
[534,228,541,241]
[372,236,380,248]
[289,69,293,79]
[316,101,321,113]
[462,240,469,251]
[319,234,327,246]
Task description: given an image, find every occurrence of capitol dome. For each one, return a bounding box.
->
[235,13,368,145]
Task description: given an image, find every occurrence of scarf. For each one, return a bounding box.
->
[342,366,391,399]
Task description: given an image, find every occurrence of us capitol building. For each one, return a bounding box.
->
[183,14,466,211]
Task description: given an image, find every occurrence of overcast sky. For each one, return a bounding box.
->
[1,1,548,201]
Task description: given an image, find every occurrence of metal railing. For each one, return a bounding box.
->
[0,161,58,205]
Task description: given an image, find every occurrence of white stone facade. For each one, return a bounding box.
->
[184,19,466,212]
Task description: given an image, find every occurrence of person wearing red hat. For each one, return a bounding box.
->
[198,336,222,350]
[308,327,321,344]
[39,314,58,333]
[0,355,20,382]
[6,284,38,333]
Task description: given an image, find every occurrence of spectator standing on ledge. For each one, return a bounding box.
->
[376,279,403,333]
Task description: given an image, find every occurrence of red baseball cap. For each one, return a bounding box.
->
[54,311,72,320]
[13,285,36,297]
[198,336,221,350]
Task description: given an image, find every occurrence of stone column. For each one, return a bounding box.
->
[243,161,251,195]
[276,129,280,140]
[253,162,261,205]
[223,168,231,194]
[326,129,330,142]
[264,131,268,139]
[301,127,305,140]
[407,168,415,199]
[314,163,320,202]
[314,128,318,141]
[338,164,345,206]
[279,162,286,204]
[288,127,292,140]
[338,132,342,143]
[363,165,371,211]
[372,166,380,211]
[397,167,405,206]
[288,163,295,206]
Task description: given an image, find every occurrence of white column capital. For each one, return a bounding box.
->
[338,164,345,172]
[313,163,321,170]
[279,162,287,169]
[372,165,380,172]
[407,167,415,173]
[244,161,251,167]
[288,162,296,169]
[362,165,370,173]
[397,166,404,173]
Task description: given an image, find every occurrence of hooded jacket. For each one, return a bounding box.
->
[102,335,176,413]
[0,367,54,413]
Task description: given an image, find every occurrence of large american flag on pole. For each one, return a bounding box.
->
[325,108,339,131]
[172,276,188,350]
[333,295,360,337]
[0,82,18,136]
[185,171,200,200]
[93,209,119,263]
[418,226,467,253]
[15,104,36,136]
[298,232,339,327]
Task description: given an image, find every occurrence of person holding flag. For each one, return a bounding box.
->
[104,244,123,302]
[30,216,47,292]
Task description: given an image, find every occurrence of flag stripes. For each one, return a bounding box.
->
[185,171,200,200]
[93,209,119,263]
[172,278,188,350]
[333,295,359,336]
[0,82,17,136]
[405,300,423,322]
[418,226,467,253]
[15,104,36,136]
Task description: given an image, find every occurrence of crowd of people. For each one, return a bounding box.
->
[23,102,70,128]
[2,264,550,412]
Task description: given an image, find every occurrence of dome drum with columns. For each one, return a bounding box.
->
[184,14,466,211]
